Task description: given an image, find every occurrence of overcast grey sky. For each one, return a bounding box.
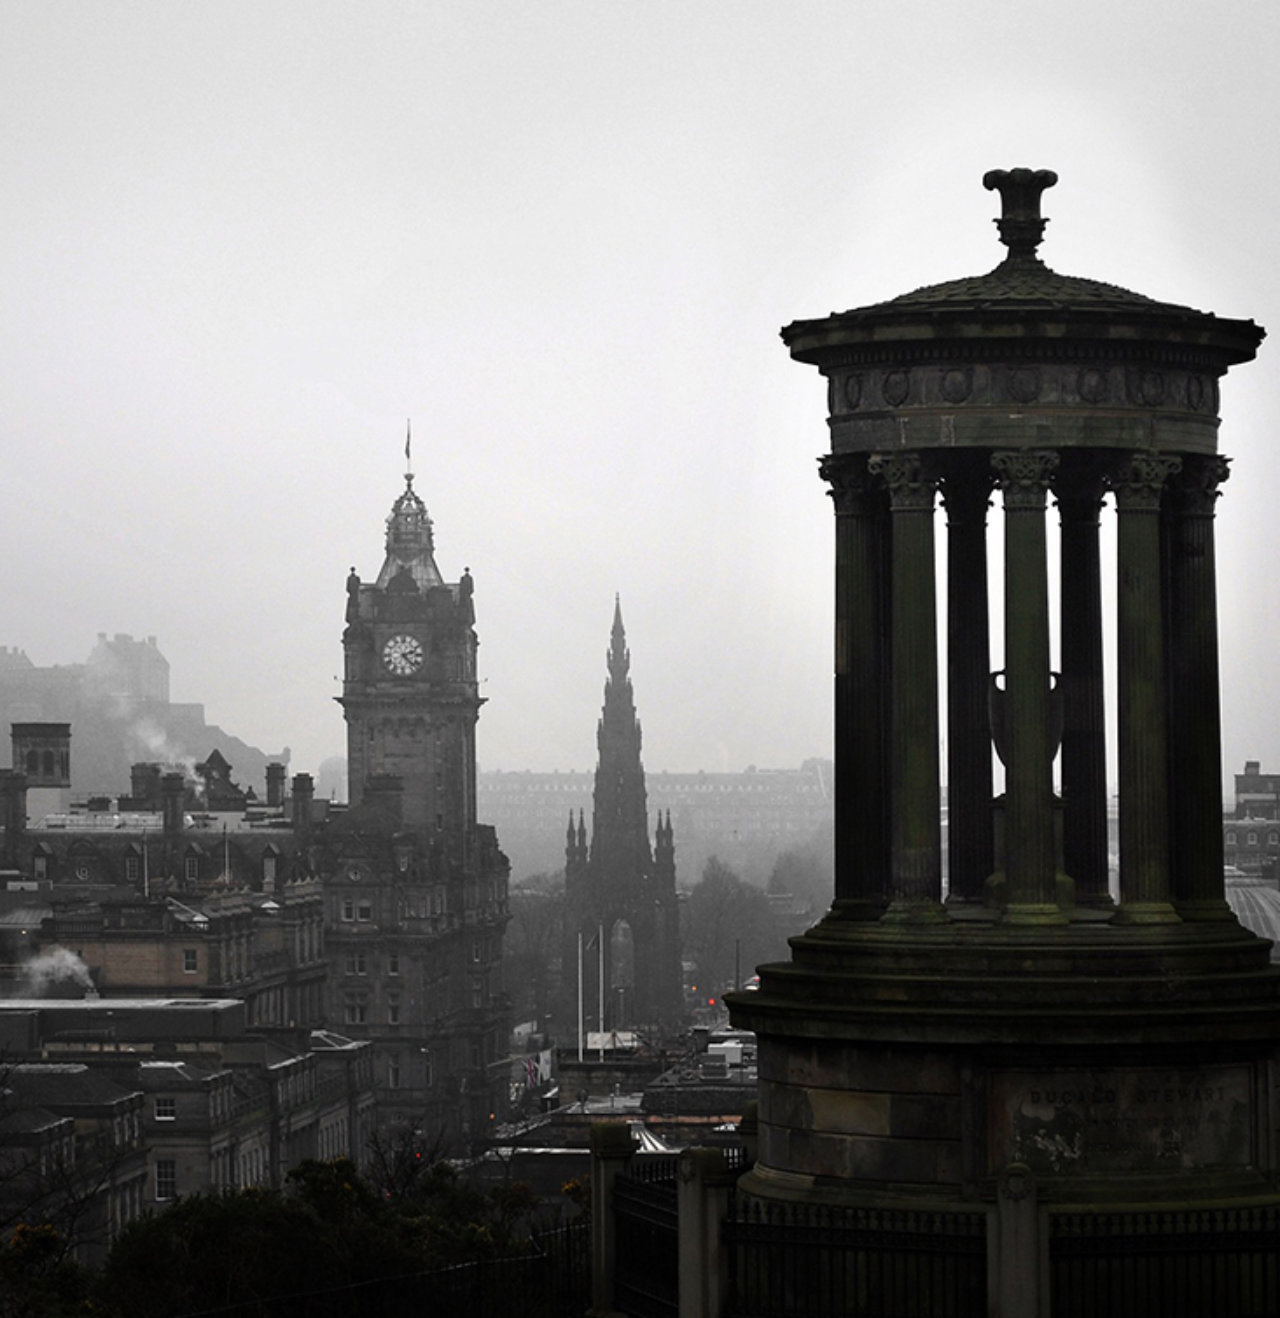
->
[3,2,1280,786]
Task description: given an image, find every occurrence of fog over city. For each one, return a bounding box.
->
[4,3,1280,786]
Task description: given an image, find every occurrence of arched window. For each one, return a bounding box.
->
[42,750,55,777]
[25,750,37,774]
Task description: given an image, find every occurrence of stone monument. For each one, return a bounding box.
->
[729,169,1280,1315]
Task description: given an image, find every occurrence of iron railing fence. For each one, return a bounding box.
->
[420,1220,591,1318]
[725,1195,988,1318]
[1050,1205,1280,1318]
[613,1159,680,1318]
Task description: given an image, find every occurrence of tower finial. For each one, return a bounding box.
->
[982,168,1058,261]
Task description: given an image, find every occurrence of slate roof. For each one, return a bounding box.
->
[6,1063,140,1109]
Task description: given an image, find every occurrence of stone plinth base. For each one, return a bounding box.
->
[727,916,1280,1315]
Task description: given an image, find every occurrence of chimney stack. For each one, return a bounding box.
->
[0,770,28,865]
[291,773,314,835]
[266,762,286,809]
[161,772,185,835]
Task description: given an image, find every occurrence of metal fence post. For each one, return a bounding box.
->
[589,1121,636,1316]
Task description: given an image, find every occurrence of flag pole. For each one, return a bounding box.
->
[597,923,605,1063]
[577,930,584,1063]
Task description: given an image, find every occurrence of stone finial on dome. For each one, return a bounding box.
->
[982,168,1058,261]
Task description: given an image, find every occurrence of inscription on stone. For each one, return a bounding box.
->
[989,1065,1252,1178]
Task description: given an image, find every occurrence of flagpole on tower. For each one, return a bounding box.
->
[405,418,412,480]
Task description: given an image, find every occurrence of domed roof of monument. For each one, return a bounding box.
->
[782,168,1264,361]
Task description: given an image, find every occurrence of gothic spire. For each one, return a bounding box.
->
[591,598,649,870]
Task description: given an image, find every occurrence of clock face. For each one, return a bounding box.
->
[382,634,423,676]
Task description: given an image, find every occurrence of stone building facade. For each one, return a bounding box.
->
[0,998,374,1255]
[0,472,510,1154]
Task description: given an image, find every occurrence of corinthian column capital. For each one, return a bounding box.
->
[819,453,880,515]
[992,450,1059,511]
[1169,454,1231,517]
[868,452,936,512]
[1110,452,1182,512]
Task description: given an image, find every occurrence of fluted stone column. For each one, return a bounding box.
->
[993,451,1064,922]
[869,452,943,918]
[1112,452,1182,923]
[941,462,993,904]
[1056,457,1111,906]
[821,454,890,918]
[1167,455,1233,920]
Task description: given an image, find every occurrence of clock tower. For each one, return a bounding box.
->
[333,467,508,1146]
[340,471,480,846]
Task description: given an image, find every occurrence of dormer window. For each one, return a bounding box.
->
[185,855,200,883]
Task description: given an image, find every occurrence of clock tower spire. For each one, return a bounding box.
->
[340,472,480,842]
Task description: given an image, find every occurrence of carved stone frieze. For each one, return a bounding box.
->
[1008,367,1041,405]
[882,369,911,407]
[940,367,973,403]
[828,361,1221,424]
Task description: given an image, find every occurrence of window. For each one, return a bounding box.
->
[387,1054,401,1090]
[33,855,47,882]
[155,1159,176,1201]
[388,954,400,976]
[341,898,355,921]
[356,901,373,922]
[263,854,277,883]
[1227,831,1238,846]
[388,1000,401,1025]
[125,855,140,882]
[184,855,200,883]
[1270,832,1279,846]
[155,1098,176,1122]
[1249,831,1259,846]
[346,952,367,976]
[182,949,198,974]
[343,1000,367,1026]
[471,938,481,963]
[471,978,483,1009]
